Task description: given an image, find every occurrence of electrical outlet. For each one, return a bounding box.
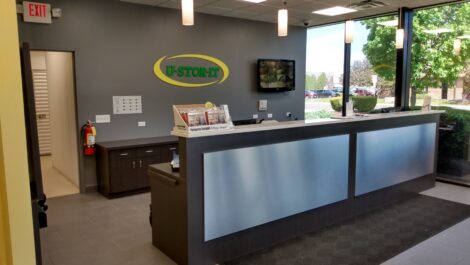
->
[95,114,110,123]
[138,121,146,127]
[253,114,259,119]
[267,113,273,118]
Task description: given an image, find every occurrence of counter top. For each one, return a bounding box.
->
[97,136,177,150]
[148,163,180,179]
[171,110,444,138]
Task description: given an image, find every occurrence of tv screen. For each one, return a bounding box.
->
[258,59,295,92]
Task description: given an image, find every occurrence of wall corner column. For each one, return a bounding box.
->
[0,0,38,264]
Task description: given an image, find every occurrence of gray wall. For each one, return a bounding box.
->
[19,0,307,191]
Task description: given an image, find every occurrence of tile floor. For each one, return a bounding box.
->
[41,182,470,265]
[41,192,176,265]
[41,155,79,198]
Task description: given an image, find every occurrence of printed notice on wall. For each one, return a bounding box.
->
[113,96,142,114]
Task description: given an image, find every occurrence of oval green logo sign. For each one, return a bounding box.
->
[153,54,229,88]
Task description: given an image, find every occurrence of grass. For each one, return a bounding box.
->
[305,110,333,120]
[306,97,456,106]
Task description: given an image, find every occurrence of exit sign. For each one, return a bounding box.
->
[23,1,51,24]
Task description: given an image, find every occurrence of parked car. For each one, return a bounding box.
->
[305,90,313,98]
[331,87,343,95]
[316,89,339,98]
[305,90,316,98]
[350,87,358,95]
[354,88,375,96]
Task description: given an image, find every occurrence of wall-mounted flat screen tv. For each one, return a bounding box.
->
[258,59,295,92]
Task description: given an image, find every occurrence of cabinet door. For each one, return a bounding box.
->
[136,146,162,188]
[109,150,137,193]
[137,155,161,189]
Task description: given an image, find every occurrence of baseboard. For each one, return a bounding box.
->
[85,184,98,193]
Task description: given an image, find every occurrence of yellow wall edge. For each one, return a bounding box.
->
[0,0,38,264]
[0,121,12,265]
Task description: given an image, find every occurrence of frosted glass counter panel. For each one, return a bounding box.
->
[204,135,349,241]
[355,123,436,196]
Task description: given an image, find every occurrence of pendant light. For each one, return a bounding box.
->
[182,0,194,26]
[345,20,354,43]
[396,29,404,49]
[454,39,461,55]
[278,1,288,37]
[395,7,404,49]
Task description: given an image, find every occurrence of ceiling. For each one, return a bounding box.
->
[119,0,461,27]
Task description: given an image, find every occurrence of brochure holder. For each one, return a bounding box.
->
[171,104,234,136]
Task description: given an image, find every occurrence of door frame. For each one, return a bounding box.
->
[21,42,44,265]
[30,49,84,193]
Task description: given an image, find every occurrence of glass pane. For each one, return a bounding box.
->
[305,23,344,120]
[349,15,397,113]
[410,2,470,110]
[410,2,470,185]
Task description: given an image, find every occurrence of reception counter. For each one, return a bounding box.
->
[149,110,442,265]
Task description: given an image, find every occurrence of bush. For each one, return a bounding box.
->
[351,96,377,113]
[330,97,342,112]
[305,110,332,120]
[434,106,470,159]
[433,106,470,176]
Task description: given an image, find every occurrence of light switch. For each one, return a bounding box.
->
[95,114,110,123]
[258,99,268,111]
[267,113,273,118]
[138,121,146,127]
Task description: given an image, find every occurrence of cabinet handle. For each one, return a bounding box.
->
[139,160,143,168]
[120,153,129,156]
[132,161,136,169]
[145,150,154,153]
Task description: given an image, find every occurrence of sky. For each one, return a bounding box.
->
[306,22,369,77]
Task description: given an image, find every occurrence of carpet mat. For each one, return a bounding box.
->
[226,195,470,265]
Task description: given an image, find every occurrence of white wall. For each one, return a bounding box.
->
[46,52,79,187]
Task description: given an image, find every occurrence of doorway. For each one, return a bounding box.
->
[30,51,80,198]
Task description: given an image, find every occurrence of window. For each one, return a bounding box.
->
[410,2,470,109]
[349,15,398,112]
[410,2,470,185]
[305,23,344,120]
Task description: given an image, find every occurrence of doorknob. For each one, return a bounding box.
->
[36,114,47,119]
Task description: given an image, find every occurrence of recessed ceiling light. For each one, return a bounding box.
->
[423,28,453,34]
[457,35,470,39]
[243,0,266,3]
[312,6,357,16]
[378,20,398,27]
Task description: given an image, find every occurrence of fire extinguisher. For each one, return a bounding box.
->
[82,120,96,156]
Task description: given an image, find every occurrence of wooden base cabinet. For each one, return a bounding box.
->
[96,136,177,197]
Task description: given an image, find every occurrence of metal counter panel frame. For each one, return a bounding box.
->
[203,135,349,241]
[355,123,436,196]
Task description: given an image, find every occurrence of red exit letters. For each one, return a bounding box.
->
[28,2,47,18]
[23,1,52,24]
